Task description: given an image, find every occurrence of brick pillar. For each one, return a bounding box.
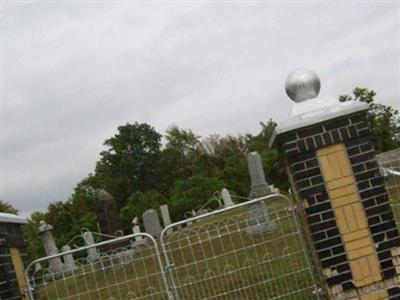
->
[271,69,400,299]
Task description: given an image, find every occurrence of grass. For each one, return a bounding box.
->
[386,175,400,229]
[32,198,322,300]
[31,181,400,300]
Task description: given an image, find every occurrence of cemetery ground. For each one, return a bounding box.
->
[31,196,320,299]
[31,183,400,300]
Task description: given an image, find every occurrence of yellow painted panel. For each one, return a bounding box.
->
[353,203,368,229]
[342,229,369,243]
[344,206,358,231]
[347,237,372,251]
[326,176,354,191]
[348,246,374,260]
[359,245,375,257]
[331,193,359,208]
[318,155,338,181]
[335,208,350,233]
[348,249,361,260]
[336,153,353,177]
[360,256,373,285]
[328,154,342,180]
[367,255,382,280]
[317,143,344,155]
[351,259,364,286]
[317,143,382,288]
[10,247,27,299]
[330,185,357,199]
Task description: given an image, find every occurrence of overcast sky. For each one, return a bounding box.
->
[1,1,399,216]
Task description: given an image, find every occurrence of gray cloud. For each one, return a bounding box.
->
[2,2,399,216]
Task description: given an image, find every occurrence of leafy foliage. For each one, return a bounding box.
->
[119,191,166,232]
[23,89,398,259]
[169,175,224,221]
[339,87,400,153]
[0,200,18,214]
[92,122,162,208]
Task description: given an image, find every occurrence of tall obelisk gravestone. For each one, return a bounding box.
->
[270,69,400,299]
[37,221,65,275]
[246,151,276,235]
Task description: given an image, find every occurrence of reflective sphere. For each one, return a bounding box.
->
[285,69,320,103]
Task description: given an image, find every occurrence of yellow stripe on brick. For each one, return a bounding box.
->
[317,143,382,288]
[10,247,27,299]
[342,228,369,243]
[331,193,359,209]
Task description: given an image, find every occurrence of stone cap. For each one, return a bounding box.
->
[269,98,368,147]
[0,212,28,224]
[37,220,53,233]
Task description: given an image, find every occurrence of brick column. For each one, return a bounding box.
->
[271,69,400,299]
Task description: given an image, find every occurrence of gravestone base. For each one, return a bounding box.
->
[245,201,277,237]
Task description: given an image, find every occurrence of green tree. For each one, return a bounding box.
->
[200,134,249,197]
[169,175,224,221]
[157,126,201,192]
[339,87,400,153]
[0,200,18,214]
[22,211,47,260]
[94,122,162,208]
[245,120,289,191]
[119,190,166,232]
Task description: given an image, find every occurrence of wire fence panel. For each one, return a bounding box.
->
[379,157,400,229]
[26,233,170,300]
[160,195,322,300]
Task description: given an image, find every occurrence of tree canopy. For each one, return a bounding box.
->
[339,87,400,153]
[22,88,399,260]
[0,200,18,214]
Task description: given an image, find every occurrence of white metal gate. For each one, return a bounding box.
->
[379,158,400,229]
[25,233,170,300]
[160,194,322,300]
[26,195,323,300]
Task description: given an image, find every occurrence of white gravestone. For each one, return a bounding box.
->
[221,188,235,207]
[132,225,143,241]
[143,209,163,238]
[160,204,173,234]
[82,231,100,263]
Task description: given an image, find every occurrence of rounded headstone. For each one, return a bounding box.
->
[285,69,320,103]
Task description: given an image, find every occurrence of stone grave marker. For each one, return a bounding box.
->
[61,245,76,272]
[160,204,172,234]
[37,221,65,275]
[143,209,163,238]
[246,152,277,235]
[221,188,235,207]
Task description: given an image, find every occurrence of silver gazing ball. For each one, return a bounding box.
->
[285,69,321,103]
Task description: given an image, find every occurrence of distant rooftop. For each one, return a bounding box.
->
[0,212,28,224]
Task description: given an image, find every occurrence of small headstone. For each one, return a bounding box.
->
[132,225,142,241]
[221,188,235,207]
[143,209,163,238]
[246,152,277,235]
[61,245,76,272]
[269,185,280,194]
[160,204,172,234]
[82,231,100,263]
[37,221,65,275]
